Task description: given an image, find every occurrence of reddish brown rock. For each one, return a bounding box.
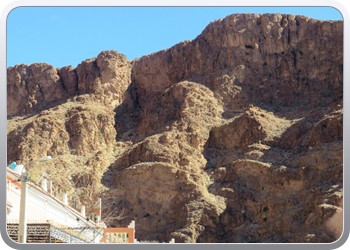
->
[7,13,343,243]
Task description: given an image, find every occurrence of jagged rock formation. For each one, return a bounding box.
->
[7,13,343,243]
[7,50,131,117]
[132,13,342,112]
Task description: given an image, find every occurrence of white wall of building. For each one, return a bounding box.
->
[6,171,103,243]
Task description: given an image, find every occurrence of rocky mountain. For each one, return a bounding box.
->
[7,13,343,243]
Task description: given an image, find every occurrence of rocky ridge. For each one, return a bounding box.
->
[7,13,343,243]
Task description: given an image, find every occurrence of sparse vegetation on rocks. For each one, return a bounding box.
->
[7,13,343,243]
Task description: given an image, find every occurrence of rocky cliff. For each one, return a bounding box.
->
[7,13,343,243]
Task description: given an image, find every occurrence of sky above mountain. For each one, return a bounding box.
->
[7,7,343,68]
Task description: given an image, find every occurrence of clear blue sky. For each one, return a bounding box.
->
[7,7,343,69]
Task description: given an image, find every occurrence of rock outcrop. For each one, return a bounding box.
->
[7,50,131,117]
[131,14,342,112]
[7,13,343,243]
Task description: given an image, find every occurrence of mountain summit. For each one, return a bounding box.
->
[7,13,343,243]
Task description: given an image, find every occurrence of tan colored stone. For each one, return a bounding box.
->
[7,13,342,243]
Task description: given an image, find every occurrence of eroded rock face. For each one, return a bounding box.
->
[7,63,69,117]
[7,13,343,243]
[7,50,131,117]
[132,14,342,112]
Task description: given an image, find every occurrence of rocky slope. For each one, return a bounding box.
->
[7,13,343,243]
